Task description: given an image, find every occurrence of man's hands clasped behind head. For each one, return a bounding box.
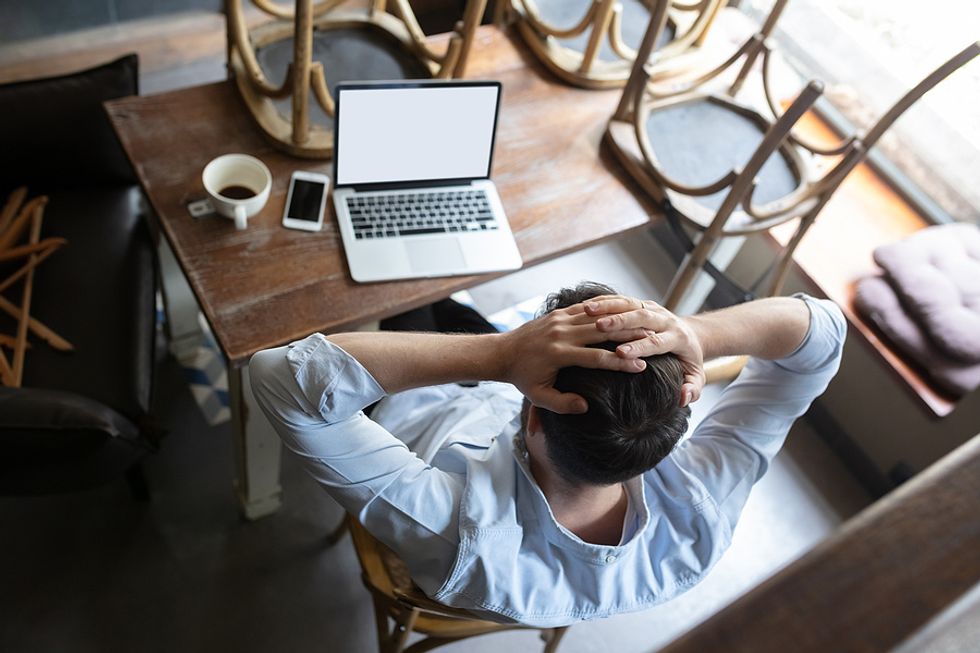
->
[585,295,705,408]
[499,294,705,415]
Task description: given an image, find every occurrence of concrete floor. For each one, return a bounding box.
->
[0,236,871,653]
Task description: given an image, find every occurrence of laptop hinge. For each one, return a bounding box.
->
[346,178,478,193]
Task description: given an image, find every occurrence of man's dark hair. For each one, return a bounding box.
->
[532,281,691,486]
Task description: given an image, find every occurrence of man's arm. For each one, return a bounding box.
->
[328,301,648,414]
[684,297,811,361]
[249,341,464,593]
[585,295,812,405]
[588,293,846,529]
[248,299,650,590]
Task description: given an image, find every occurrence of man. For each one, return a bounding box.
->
[250,282,845,627]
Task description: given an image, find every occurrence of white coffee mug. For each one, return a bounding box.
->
[202,154,272,230]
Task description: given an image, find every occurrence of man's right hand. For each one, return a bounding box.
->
[585,294,814,408]
[498,302,650,414]
[584,295,706,407]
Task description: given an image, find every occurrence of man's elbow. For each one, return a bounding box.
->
[826,301,848,371]
[807,297,848,373]
[248,347,308,425]
[827,300,847,349]
[248,349,278,403]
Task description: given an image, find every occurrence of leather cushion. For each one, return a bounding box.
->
[0,187,156,420]
[0,54,138,188]
[874,224,980,363]
[0,387,150,495]
[855,275,980,398]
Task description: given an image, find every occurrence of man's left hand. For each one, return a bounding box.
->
[585,295,706,407]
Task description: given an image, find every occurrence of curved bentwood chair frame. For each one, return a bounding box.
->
[503,0,725,89]
[605,0,980,312]
[226,0,486,158]
[343,516,568,653]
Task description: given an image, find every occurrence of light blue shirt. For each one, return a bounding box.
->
[249,295,846,627]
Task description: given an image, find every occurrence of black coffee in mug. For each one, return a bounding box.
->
[219,185,257,200]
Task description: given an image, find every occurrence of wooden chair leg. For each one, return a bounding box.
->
[390,607,419,653]
[541,626,568,653]
[579,0,616,75]
[0,294,73,351]
[493,0,511,26]
[0,243,61,296]
[0,186,27,234]
[371,594,393,653]
[11,206,44,386]
[766,207,824,298]
[368,590,421,653]
[0,348,15,386]
[663,232,718,312]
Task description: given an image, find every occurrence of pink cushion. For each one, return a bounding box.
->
[874,224,980,363]
[855,275,980,398]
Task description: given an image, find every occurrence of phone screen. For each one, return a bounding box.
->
[287,179,326,222]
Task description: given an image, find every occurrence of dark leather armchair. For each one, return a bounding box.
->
[0,55,161,496]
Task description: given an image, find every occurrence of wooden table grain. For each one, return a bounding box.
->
[106,25,660,369]
[105,25,661,518]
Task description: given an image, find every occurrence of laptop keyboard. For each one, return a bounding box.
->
[347,190,499,240]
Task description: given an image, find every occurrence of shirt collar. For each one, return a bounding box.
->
[510,433,650,562]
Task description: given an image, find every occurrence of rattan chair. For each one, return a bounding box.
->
[606,0,979,316]
[502,0,724,89]
[226,0,487,158]
[335,516,568,653]
[605,0,816,313]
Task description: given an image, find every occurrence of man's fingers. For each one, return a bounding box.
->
[680,360,705,406]
[680,381,702,407]
[531,387,588,414]
[594,308,671,334]
[557,322,626,344]
[564,312,614,326]
[602,328,652,344]
[544,307,632,327]
[563,346,647,372]
[581,296,643,316]
[541,319,648,345]
[564,295,622,315]
[611,328,682,358]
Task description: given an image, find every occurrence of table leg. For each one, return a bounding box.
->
[157,235,205,362]
[228,364,283,520]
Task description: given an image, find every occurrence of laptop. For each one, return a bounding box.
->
[332,80,523,282]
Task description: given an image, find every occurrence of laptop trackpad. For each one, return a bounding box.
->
[407,238,466,274]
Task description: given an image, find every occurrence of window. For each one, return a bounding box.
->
[738,0,980,225]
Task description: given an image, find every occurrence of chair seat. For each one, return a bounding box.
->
[344,516,569,652]
[0,185,155,422]
[532,0,675,62]
[645,97,801,214]
[257,26,433,130]
[351,517,510,633]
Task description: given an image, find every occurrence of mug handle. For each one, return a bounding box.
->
[234,204,248,230]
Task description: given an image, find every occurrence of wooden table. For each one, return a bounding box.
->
[106,25,660,519]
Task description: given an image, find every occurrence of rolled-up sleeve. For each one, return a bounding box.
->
[248,334,462,591]
[670,295,847,529]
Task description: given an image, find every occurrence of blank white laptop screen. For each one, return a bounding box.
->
[336,85,500,186]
